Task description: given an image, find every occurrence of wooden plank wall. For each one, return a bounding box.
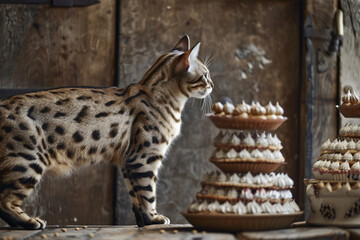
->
[339,0,360,126]
[300,0,339,216]
[116,0,301,224]
[0,1,116,226]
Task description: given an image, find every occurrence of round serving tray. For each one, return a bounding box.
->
[206,114,287,130]
[209,158,285,174]
[182,211,303,232]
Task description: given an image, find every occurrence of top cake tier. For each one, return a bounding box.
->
[339,90,360,118]
[207,101,287,130]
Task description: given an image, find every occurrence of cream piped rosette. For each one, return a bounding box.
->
[211,147,285,164]
[320,138,360,154]
[187,199,300,215]
[339,123,360,138]
[213,131,283,152]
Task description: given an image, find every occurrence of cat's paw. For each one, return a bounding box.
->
[151,214,170,225]
[20,217,47,230]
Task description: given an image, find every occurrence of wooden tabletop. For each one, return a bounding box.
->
[0,223,357,240]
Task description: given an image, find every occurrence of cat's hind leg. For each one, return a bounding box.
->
[0,157,47,229]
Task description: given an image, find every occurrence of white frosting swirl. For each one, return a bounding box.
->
[251,149,264,159]
[336,140,348,151]
[313,160,323,169]
[219,201,233,213]
[208,201,220,212]
[197,201,209,212]
[218,172,227,182]
[275,102,284,115]
[348,140,356,150]
[262,149,275,160]
[240,172,254,184]
[227,188,239,198]
[321,139,331,151]
[350,91,360,104]
[261,202,277,213]
[279,190,293,199]
[254,173,269,184]
[232,201,247,214]
[273,150,284,160]
[239,149,251,159]
[215,150,226,159]
[254,188,267,199]
[230,134,241,145]
[229,173,240,183]
[354,152,360,161]
[329,161,340,170]
[240,188,254,199]
[265,101,277,115]
[343,151,353,161]
[340,161,350,170]
[226,148,238,159]
[352,161,360,170]
[243,133,255,146]
[221,131,231,144]
[256,133,269,147]
[267,190,280,199]
[342,90,352,104]
[246,201,263,214]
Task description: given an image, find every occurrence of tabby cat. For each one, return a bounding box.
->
[0,35,213,229]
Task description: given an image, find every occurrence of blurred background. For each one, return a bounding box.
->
[0,0,359,226]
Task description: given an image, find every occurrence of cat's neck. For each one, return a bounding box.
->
[148,83,188,112]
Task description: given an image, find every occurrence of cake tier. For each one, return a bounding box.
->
[213,131,282,151]
[306,179,360,226]
[339,90,360,118]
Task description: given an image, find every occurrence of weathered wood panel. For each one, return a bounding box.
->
[300,0,339,217]
[0,0,116,226]
[117,0,301,224]
[0,2,115,88]
[339,0,360,126]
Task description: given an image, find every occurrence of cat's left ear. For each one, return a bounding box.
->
[171,35,190,52]
[174,42,201,74]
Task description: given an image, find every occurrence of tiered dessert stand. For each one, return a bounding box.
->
[306,91,360,226]
[182,101,303,232]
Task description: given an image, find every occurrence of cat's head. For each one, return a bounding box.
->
[171,35,214,99]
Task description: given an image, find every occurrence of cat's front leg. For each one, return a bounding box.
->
[124,153,170,227]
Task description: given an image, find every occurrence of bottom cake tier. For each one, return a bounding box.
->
[306,179,360,227]
[182,211,303,232]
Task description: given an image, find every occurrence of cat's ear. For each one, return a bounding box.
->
[174,42,201,74]
[171,35,190,52]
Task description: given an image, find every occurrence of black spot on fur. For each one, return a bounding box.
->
[11,165,27,173]
[29,136,37,145]
[54,112,66,118]
[7,153,17,157]
[88,147,97,155]
[74,106,89,123]
[91,130,100,141]
[152,136,159,144]
[77,96,92,100]
[144,141,150,147]
[40,107,51,113]
[91,90,105,95]
[95,112,109,118]
[101,147,107,154]
[55,126,65,135]
[66,150,74,159]
[147,155,162,164]
[48,148,56,158]
[109,128,118,138]
[72,131,83,143]
[110,123,119,128]
[47,135,55,144]
[18,177,37,188]
[23,144,35,150]
[129,190,136,197]
[13,136,23,142]
[41,123,48,131]
[29,163,43,174]
[129,108,134,116]
[2,126,12,133]
[18,123,28,130]
[136,144,143,153]
[125,163,143,170]
[6,143,14,150]
[27,106,35,120]
[105,100,116,106]
[133,184,152,192]
[118,109,125,114]
[130,171,154,179]
[142,196,155,203]
[37,153,47,166]
[55,99,70,105]
[7,115,15,120]
[56,143,66,150]
[41,139,47,150]
[18,152,36,161]
[141,154,146,158]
